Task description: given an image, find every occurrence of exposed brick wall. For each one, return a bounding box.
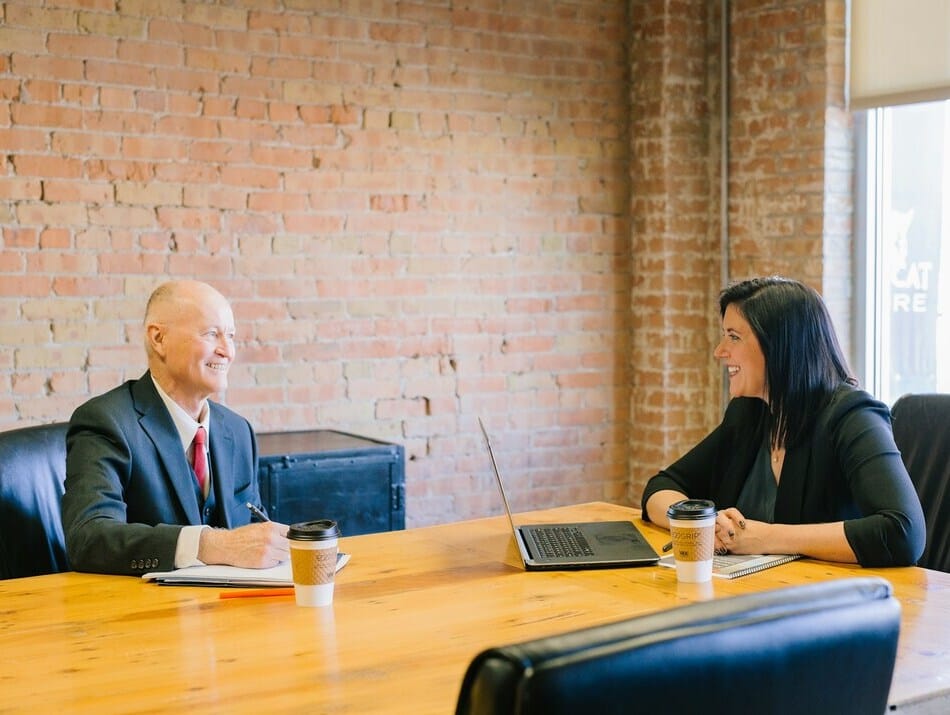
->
[727,0,853,352]
[0,1,632,528]
[626,1,724,500]
[819,0,854,361]
[0,0,851,528]
[626,0,853,499]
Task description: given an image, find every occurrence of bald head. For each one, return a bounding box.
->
[145,280,229,326]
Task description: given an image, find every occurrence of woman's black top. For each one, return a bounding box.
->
[641,384,926,567]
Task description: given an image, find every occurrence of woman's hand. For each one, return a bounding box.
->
[714,507,750,554]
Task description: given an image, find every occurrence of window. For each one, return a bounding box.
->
[856,100,950,405]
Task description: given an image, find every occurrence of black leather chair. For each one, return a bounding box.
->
[456,577,900,715]
[0,422,70,579]
[892,393,950,573]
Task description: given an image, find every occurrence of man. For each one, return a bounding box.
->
[62,280,288,575]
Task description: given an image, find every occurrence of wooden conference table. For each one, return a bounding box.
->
[1,502,949,714]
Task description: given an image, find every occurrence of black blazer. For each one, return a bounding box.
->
[62,372,259,575]
[641,384,926,567]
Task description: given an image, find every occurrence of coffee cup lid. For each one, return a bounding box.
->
[287,519,340,541]
[666,499,717,520]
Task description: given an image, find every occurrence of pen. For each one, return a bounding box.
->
[662,541,673,552]
[246,502,269,522]
[219,587,294,600]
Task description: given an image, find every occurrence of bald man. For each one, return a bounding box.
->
[63,280,288,575]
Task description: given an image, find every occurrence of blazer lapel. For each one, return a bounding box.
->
[774,445,808,523]
[775,388,851,524]
[208,404,236,528]
[132,374,202,525]
[716,398,768,508]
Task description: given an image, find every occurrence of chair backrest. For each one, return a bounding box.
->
[456,577,900,715]
[892,392,950,573]
[0,422,70,579]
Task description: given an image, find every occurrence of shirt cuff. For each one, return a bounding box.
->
[175,524,210,568]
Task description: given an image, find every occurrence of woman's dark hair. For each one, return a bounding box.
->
[719,276,856,448]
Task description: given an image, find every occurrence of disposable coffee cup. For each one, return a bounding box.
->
[287,519,341,607]
[667,499,717,583]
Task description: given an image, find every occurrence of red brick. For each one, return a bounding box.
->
[0,0,849,533]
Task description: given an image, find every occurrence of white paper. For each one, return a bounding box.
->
[143,552,350,587]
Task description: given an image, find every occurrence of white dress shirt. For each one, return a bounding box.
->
[151,376,211,568]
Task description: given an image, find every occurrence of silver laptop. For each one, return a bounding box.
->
[478,418,659,571]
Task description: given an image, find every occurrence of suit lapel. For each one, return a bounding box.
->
[774,444,808,522]
[208,404,236,528]
[132,374,202,524]
[775,387,852,523]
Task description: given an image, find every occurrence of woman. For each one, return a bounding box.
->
[641,276,926,567]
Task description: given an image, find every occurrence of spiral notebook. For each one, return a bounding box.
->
[143,552,350,587]
[658,552,801,579]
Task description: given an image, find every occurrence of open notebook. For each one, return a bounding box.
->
[143,552,350,587]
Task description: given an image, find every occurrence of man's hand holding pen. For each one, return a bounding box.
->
[195,503,289,568]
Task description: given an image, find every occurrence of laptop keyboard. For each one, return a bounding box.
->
[532,526,595,559]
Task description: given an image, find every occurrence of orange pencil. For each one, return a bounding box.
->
[219,587,295,599]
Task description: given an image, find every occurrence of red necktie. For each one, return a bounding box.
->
[192,426,208,494]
